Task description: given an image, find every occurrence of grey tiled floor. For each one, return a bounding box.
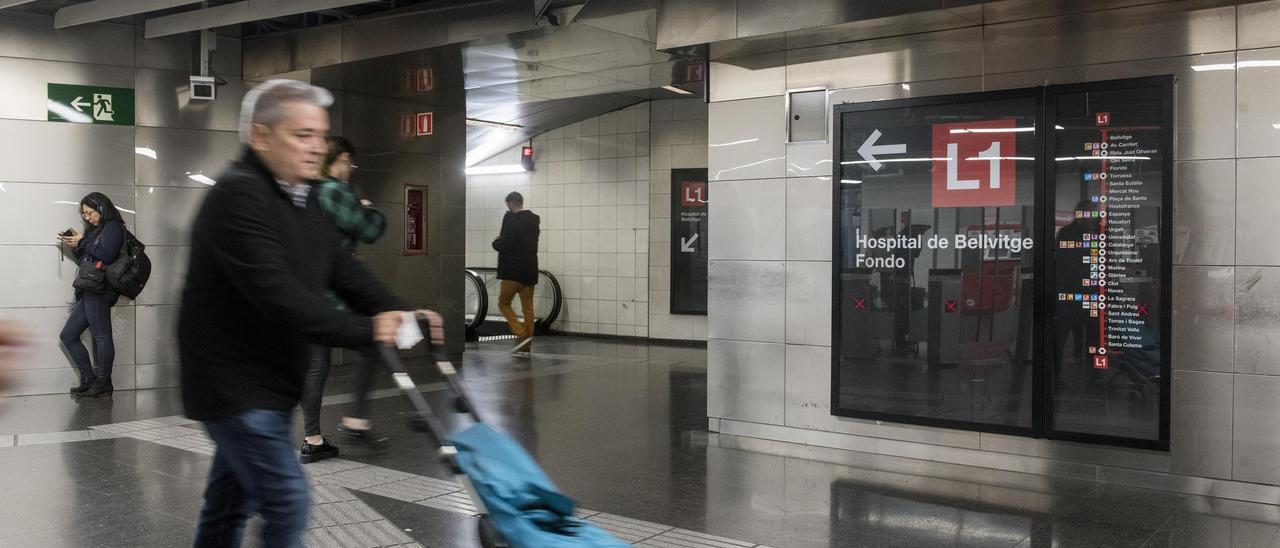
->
[0,336,1278,547]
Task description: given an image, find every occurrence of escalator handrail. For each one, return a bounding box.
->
[463,269,488,339]
[465,267,563,331]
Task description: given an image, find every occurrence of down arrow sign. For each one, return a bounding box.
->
[680,233,699,252]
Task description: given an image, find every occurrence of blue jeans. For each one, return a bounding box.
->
[195,409,310,548]
[60,291,116,380]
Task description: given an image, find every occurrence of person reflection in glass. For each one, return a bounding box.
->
[1054,200,1101,394]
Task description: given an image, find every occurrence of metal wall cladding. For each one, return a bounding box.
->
[0,119,134,184]
[708,96,787,181]
[1236,158,1280,266]
[133,245,190,307]
[1233,373,1280,484]
[708,178,786,261]
[1172,266,1235,373]
[134,68,246,132]
[1175,160,1235,266]
[136,364,180,389]
[0,244,99,308]
[133,127,241,188]
[136,28,243,76]
[785,261,831,347]
[1171,370,1234,479]
[786,27,984,91]
[1235,267,1280,376]
[337,93,465,157]
[710,55,788,103]
[708,339,786,425]
[708,260,786,343]
[0,57,135,121]
[0,12,134,67]
[133,186,210,246]
[785,177,832,261]
[655,0,737,50]
[982,2,1235,74]
[0,305,135,370]
[242,26,340,80]
[1239,0,1280,50]
[135,304,180,366]
[0,182,135,246]
[1236,47,1280,159]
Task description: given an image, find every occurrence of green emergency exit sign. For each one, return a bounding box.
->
[47,83,135,126]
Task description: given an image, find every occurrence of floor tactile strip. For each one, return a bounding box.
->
[17,430,92,445]
[586,512,673,543]
[638,528,757,548]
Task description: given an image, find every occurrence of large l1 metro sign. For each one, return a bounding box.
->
[931,119,1018,207]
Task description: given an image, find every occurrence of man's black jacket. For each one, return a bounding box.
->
[492,210,540,286]
[179,148,405,421]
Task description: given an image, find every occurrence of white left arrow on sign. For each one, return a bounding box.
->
[857,129,906,171]
[70,96,90,112]
[680,233,699,252]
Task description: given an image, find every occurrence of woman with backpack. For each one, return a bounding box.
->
[58,192,125,399]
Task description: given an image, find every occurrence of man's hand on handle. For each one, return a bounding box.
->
[373,309,444,347]
[417,309,445,346]
[372,311,403,345]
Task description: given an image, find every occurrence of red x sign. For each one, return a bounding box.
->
[944,300,958,313]
[1137,304,1148,316]
[853,298,867,311]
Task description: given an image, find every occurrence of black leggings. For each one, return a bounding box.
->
[60,292,117,381]
[301,344,383,437]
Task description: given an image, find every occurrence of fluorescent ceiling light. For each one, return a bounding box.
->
[661,85,694,95]
[465,164,528,175]
[466,118,523,131]
[949,127,1035,134]
[135,147,157,159]
[1190,60,1280,71]
[840,179,862,184]
[187,173,216,186]
[1054,125,1065,130]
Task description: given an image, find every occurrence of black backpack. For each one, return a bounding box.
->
[106,229,151,299]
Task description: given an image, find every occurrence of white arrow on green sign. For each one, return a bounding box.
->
[47,83,135,126]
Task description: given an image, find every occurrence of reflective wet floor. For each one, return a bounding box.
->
[0,336,1278,547]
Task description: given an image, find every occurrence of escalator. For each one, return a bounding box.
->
[463,268,563,341]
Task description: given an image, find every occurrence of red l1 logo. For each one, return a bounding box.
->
[931,119,1017,208]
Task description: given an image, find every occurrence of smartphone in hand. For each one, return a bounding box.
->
[60,228,75,237]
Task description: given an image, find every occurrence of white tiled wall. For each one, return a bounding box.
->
[465,103,652,337]
[648,98,709,342]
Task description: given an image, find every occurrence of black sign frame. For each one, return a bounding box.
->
[829,76,1173,451]
[670,168,709,315]
[1040,76,1174,451]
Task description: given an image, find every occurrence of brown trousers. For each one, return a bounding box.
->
[498,280,535,339]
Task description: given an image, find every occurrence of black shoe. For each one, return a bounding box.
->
[335,424,390,451]
[70,377,97,395]
[74,378,112,399]
[299,440,340,463]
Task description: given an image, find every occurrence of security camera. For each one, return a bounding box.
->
[190,75,216,101]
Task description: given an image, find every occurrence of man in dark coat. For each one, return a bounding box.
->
[179,79,416,548]
[492,191,541,357]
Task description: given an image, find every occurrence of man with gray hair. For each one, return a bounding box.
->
[179,80,427,547]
